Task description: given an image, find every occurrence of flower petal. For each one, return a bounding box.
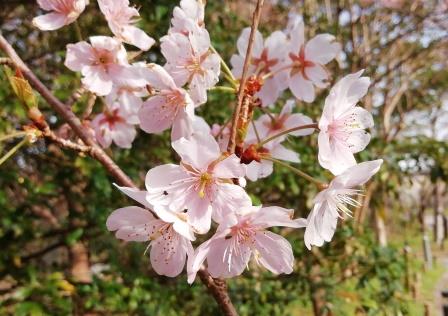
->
[139,96,177,134]
[250,206,300,229]
[305,34,340,64]
[33,12,67,31]
[270,144,300,163]
[331,159,383,188]
[213,154,246,178]
[207,235,252,278]
[64,41,95,71]
[254,231,294,274]
[121,25,155,51]
[81,66,113,96]
[150,232,189,277]
[289,73,315,103]
[113,184,152,209]
[172,132,221,170]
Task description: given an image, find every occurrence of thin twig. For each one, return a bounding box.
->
[0,33,135,188]
[43,130,93,154]
[227,0,264,154]
[257,123,318,147]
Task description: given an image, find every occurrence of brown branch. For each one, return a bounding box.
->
[43,129,94,154]
[227,0,264,154]
[198,270,237,316]
[0,33,135,188]
[0,33,238,315]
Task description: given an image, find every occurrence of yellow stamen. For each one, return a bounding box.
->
[198,173,212,198]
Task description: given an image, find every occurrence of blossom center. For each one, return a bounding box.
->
[252,48,278,75]
[289,47,315,79]
[99,108,125,127]
[331,189,362,217]
[229,220,257,244]
[264,114,287,132]
[186,51,210,76]
[94,49,116,67]
[198,172,213,198]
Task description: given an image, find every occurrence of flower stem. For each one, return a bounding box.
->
[257,123,318,147]
[74,21,83,42]
[210,45,238,88]
[263,156,325,187]
[262,64,292,81]
[251,120,261,143]
[210,86,237,93]
[258,106,276,122]
[0,131,27,142]
[0,137,28,166]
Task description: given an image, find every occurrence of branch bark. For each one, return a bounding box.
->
[0,33,238,315]
[227,0,264,154]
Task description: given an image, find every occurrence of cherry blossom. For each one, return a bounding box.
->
[304,159,383,249]
[98,0,155,51]
[107,204,194,277]
[65,36,143,96]
[91,100,138,149]
[187,205,306,282]
[138,64,196,141]
[231,28,288,106]
[105,63,150,117]
[145,132,251,234]
[318,70,373,175]
[170,0,205,34]
[282,20,340,103]
[161,26,220,104]
[33,0,87,31]
[251,99,314,140]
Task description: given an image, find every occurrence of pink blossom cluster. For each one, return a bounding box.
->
[34,0,382,281]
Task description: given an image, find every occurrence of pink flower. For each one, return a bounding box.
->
[161,26,220,104]
[145,132,251,234]
[170,0,205,34]
[105,64,150,117]
[304,160,383,249]
[107,200,195,277]
[98,0,155,51]
[33,0,87,31]
[138,64,196,141]
[187,205,306,282]
[250,99,314,141]
[231,28,288,107]
[283,20,340,103]
[318,71,373,175]
[91,100,137,149]
[65,36,143,96]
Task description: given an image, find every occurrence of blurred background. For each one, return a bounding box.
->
[0,0,447,315]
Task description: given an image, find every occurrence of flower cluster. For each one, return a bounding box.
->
[35,0,382,281]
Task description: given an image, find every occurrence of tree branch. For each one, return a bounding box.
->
[0,33,238,315]
[198,269,238,316]
[227,0,264,154]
